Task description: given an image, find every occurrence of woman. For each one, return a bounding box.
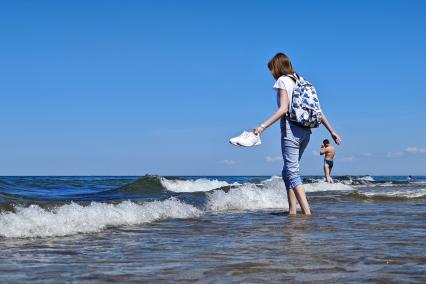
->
[254,53,341,215]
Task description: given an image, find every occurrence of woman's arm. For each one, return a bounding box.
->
[321,114,342,145]
[253,89,288,135]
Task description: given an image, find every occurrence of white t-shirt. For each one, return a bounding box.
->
[273,75,296,108]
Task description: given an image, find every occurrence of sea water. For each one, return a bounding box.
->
[0,176,425,283]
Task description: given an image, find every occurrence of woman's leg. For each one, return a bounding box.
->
[291,129,311,215]
[281,124,297,215]
[286,189,297,215]
[283,138,308,214]
[282,121,312,215]
[293,185,311,215]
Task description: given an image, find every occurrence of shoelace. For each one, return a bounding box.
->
[242,131,259,142]
[240,131,250,139]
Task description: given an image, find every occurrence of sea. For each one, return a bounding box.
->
[0,175,425,283]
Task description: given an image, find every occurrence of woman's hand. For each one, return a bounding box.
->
[331,131,342,145]
[321,114,341,145]
[253,126,265,136]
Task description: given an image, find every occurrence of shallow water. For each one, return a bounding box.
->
[0,176,425,283]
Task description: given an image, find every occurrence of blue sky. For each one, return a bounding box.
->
[0,0,425,176]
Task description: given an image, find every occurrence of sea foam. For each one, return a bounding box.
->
[358,187,426,199]
[206,183,288,211]
[0,198,201,238]
[356,175,375,182]
[160,178,232,192]
[304,181,354,192]
[205,177,354,212]
[0,177,358,238]
[262,176,354,192]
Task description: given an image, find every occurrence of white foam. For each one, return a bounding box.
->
[206,183,288,211]
[377,182,394,187]
[340,176,374,185]
[261,176,286,187]
[356,176,375,182]
[261,176,354,193]
[160,178,232,192]
[0,198,201,238]
[304,181,354,192]
[359,188,426,199]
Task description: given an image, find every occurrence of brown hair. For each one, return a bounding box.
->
[267,52,296,80]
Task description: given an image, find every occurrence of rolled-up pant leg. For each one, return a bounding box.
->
[282,136,303,190]
[281,119,310,190]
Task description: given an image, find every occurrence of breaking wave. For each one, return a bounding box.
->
[205,177,356,211]
[262,176,354,192]
[352,187,426,200]
[1,175,423,239]
[356,175,375,182]
[304,181,354,192]
[160,178,233,192]
[108,176,236,194]
[207,183,288,211]
[115,175,166,194]
[0,198,201,238]
[337,175,376,185]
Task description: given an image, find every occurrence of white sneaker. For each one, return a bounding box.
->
[229,131,261,147]
[229,131,247,146]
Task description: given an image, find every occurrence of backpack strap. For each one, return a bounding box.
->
[286,73,298,83]
[284,74,298,117]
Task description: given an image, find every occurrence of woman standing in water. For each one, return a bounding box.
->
[253,53,341,215]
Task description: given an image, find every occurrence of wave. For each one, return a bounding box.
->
[109,175,233,194]
[0,176,136,191]
[304,182,354,192]
[388,180,411,185]
[0,175,172,206]
[0,198,201,238]
[2,175,422,239]
[356,175,375,182]
[352,187,426,200]
[115,175,166,194]
[207,183,288,211]
[160,178,233,193]
[335,176,375,186]
[0,179,288,238]
[206,177,355,211]
[303,176,376,186]
[0,191,70,213]
[322,175,416,186]
[262,176,354,192]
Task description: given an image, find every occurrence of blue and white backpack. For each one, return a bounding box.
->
[287,74,322,128]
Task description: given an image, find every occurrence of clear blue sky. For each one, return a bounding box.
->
[0,0,425,176]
